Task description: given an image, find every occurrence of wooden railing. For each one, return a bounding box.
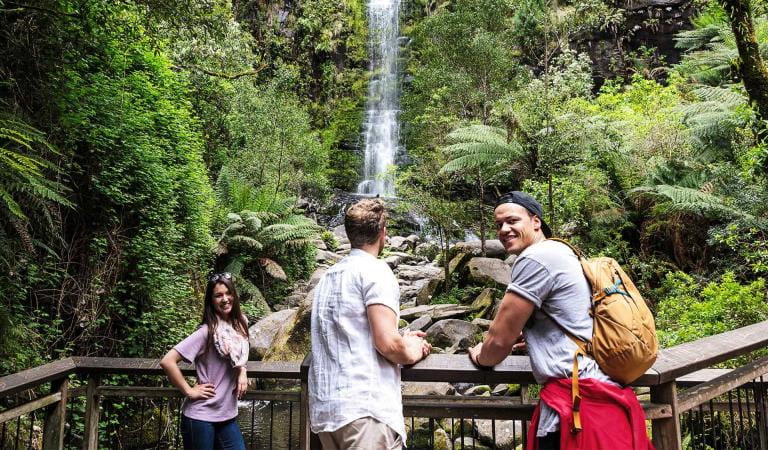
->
[3,321,768,449]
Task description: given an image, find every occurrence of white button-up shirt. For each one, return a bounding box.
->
[309,248,406,442]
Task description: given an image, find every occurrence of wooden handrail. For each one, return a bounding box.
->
[652,321,768,384]
[70,357,303,379]
[677,355,768,413]
[0,357,76,397]
[3,320,768,396]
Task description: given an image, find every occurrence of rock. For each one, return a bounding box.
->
[332,224,348,243]
[263,289,314,362]
[468,257,512,287]
[492,384,509,396]
[396,264,442,281]
[504,254,517,266]
[402,381,455,396]
[315,250,342,264]
[475,419,523,449]
[390,251,425,264]
[447,252,473,278]
[471,318,492,330]
[464,385,492,396]
[284,294,304,308]
[313,239,327,250]
[415,242,440,260]
[454,437,490,449]
[307,268,327,291]
[388,236,410,252]
[452,239,507,258]
[470,288,496,318]
[403,315,433,332]
[433,428,450,450]
[399,285,421,303]
[248,308,298,360]
[416,277,444,305]
[400,304,473,321]
[405,234,420,246]
[425,319,481,350]
[384,254,403,269]
[400,300,416,309]
[337,243,351,251]
[492,384,520,396]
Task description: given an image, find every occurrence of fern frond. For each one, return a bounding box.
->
[226,235,264,250]
[446,124,508,146]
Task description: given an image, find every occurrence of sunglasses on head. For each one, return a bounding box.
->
[208,272,233,283]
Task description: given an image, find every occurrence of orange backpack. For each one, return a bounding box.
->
[546,239,658,432]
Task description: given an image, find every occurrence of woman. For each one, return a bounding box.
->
[160,272,250,450]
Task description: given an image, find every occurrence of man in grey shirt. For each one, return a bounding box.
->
[468,191,614,449]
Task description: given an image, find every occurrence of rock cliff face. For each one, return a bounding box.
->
[578,0,697,83]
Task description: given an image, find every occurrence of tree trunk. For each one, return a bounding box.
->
[478,172,486,257]
[548,174,555,235]
[440,224,451,291]
[721,0,768,121]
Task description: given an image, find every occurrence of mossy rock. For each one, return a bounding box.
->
[416,277,444,306]
[447,252,472,278]
[262,290,314,362]
[470,288,496,317]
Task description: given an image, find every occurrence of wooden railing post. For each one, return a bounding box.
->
[82,375,101,450]
[299,353,321,450]
[299,354,311,450]
[42,378,68,450]
[650,381,681,450]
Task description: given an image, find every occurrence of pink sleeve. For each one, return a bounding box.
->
[174,325,208,363]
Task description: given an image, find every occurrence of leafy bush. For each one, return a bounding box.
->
[655,271,768,350]
[321,230,339,251]
[431,286,484,305]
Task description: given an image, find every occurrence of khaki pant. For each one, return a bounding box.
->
[318,417,402,450]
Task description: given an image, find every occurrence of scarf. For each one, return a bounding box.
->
[213,319,249,368]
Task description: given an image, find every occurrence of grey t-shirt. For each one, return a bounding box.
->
[507,240,615,436]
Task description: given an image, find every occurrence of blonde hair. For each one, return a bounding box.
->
[345,198,387,248]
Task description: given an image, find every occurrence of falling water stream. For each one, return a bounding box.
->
[236,2,404,442]
[356,0,402,197]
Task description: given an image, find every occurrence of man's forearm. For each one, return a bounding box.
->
[478,332,515,366]
[377,334,422,365]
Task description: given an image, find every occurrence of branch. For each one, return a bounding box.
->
[173,63,268,80]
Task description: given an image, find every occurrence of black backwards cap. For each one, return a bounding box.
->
[495,191,553,238]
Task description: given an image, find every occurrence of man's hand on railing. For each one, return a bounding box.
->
[187,383,216,400]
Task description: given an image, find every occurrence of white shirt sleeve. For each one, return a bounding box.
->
[361,262,400,315]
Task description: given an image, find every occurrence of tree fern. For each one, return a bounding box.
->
[0,114,71,221]
[439,124,523,176]
[446,124,509,146]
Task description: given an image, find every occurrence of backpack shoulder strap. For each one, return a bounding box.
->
[547,237,585,259]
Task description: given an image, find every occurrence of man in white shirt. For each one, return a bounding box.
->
[309,198,431,450]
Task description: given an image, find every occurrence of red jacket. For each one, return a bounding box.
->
[527,378,655,450]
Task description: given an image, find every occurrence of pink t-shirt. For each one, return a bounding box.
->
[175,325,239,422]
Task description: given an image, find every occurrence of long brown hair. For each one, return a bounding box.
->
[201,276,249,358]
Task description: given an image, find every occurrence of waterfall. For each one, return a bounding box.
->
[356,0,402,197]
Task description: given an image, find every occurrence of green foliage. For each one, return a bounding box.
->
[215,177,320,311]
[321,230,339,251]
[431,286,484,305]
[0,113,71,221]
[710,223,768,278]
[522,170,628,257]
[655,272,768,353]
[226,82,328,197]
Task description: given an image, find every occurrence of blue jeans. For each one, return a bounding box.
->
[180,415,246,450]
